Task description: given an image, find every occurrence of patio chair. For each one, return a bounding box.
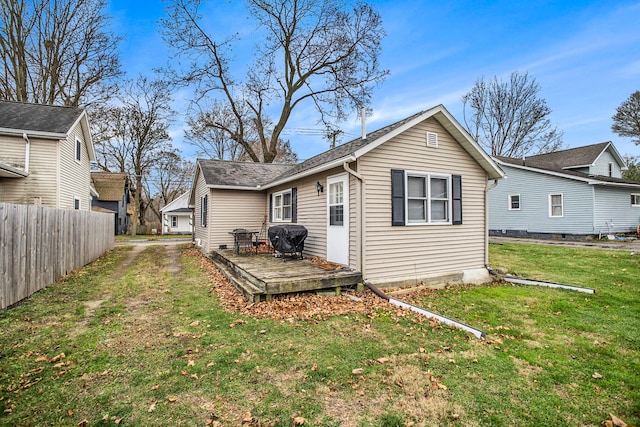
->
[231,228,255,255]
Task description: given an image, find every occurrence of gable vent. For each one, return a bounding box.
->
[426,131,438,148]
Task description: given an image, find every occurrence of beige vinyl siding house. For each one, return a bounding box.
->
[0,101,95,211]
[190,105,504,288]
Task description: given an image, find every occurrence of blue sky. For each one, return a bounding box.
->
[108,0,640,162]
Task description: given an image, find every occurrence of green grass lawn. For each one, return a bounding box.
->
[0,242,638,426]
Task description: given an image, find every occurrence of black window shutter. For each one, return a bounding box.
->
[291,188,297,223]
[269,193,273,222]
[452,175,462,225]
[391,169,405,226]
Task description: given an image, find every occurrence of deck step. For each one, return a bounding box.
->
[207,254,264,303]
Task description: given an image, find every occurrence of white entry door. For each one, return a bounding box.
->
[327,174,349,265]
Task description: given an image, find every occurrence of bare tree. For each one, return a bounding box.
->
[462,71,564,157]
[612,90,640,145]
[185,101,247,161]
[92,76,174,235]
[160,0,387,163]
[186,101,298,163]
[144,151,194,222]
[0,0,122,107]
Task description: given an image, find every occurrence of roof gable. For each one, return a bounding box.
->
[521,142,624,171]
[266,105,504,187]
[161,191,191,213]
[190,105,504,192]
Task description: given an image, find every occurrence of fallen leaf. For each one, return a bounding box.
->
[167,395,178,402]
[376,357,390,364]
[610,413,628,427]
[148,402,157,412]
[77,420,88,427]
[187,360,195,367]
[67,409,74,416]
[50,353,66,363]
[592,372,604,379]
[190,321,200,327]
[151,384,159,390]
[352,368,364,375]
[35,356,47,362]
[293,416,305,425]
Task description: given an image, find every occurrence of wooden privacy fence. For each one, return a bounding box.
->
[0,203,114,310]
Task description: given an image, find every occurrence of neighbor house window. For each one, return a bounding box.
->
[549,194,563,217]
[608,162,614,177]
[200,195,208,227]
[171,216,178,227]
[272,189,292,222]
[509,194,521,210]
[75,138,81,162]
[74,197,81,210]
[406,172,450,224]
[631,194,640,207]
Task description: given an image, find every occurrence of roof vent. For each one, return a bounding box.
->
[426,131,438,148]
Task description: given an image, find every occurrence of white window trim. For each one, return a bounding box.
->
[75,137,82,163]
[171,216,178,227]
[272,189,292,222]
[508,194,521,211]
[200,195,208,227]
[549,193,564,218]
[73,196,81,210]
[405,171,452,225]
[631,193,640,207]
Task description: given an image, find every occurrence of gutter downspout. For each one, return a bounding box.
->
[343,161,365,279]
[22,133,30,173]
[485,179,499,266]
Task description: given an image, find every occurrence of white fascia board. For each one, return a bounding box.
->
[207,184,264,191]
[352,105,504,180]
[0,127,67,140]
[494,159,593,183]
[260,155,356,190]
[495,159,639,188]
[588,180,640,189]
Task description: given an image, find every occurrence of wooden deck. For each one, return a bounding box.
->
[209,250,363,302]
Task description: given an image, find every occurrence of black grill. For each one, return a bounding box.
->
[268,224,308,259]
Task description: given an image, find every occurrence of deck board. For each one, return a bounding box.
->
[209,250,363,301]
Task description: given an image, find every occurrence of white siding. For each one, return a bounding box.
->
[358,117,489,285]
[0,136,59,207]
[488,164,595,235]
[58,124,92,210]
[0,134,27,168]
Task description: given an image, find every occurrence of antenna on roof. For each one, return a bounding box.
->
[361,108,366,140]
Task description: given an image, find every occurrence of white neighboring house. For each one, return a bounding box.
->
[160,192,193,235]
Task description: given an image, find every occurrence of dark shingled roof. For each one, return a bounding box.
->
[198,159,295,187]
[496,142,640,186]
[0,100,85,135]
[510,142,611,170]
[271,111,425,183]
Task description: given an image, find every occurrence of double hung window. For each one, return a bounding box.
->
[549,194,563,217]
[406,173,450,224]
[273,190,292,222]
